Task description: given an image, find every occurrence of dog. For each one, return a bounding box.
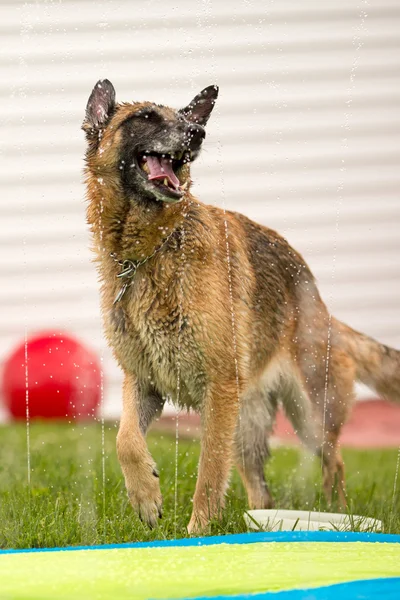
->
[82,79,400,533]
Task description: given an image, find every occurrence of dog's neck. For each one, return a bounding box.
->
[86,174,190,262]
[118,196,189,262]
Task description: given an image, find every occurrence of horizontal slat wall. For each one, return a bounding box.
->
[0,0,399,418]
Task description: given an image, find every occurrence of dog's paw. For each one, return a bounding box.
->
[125,466,163,528]
[187,511,210,536]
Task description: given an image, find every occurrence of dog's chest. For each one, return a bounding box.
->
[105,274,202,403]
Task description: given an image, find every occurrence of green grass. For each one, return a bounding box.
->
[0,422,399,549]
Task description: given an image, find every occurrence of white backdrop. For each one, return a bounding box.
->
[0,0,399,418]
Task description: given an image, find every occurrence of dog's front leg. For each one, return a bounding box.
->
[116,373,163,528]
[188,381,239,534]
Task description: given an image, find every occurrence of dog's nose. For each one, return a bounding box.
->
[187,123,206,149]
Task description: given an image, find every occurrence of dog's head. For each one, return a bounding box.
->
[82,80,218,204]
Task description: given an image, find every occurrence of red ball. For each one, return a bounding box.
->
[2,332,102,420]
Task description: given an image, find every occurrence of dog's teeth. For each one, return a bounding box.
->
[142,162,149,173]
[175,151,183,160]
[181,181,189,190]
[164,178,168,186]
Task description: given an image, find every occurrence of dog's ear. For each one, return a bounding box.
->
[179,85,219,126]
[82,79,116,136]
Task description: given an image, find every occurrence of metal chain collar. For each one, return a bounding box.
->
[110,227,179,304]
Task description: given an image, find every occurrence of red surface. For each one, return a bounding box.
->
[156,399,400,448]
[2,332,101,420]
[274,399,400,448]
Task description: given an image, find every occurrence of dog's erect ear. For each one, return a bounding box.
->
[82,79,116,134]
[179,85,219,126]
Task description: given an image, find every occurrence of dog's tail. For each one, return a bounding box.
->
[334,318,400,402]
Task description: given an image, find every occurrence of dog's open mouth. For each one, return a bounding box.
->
[137,151,190,200]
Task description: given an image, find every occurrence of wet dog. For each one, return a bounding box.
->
[82,80,400,533]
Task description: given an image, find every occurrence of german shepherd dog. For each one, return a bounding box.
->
[83,80,400,533]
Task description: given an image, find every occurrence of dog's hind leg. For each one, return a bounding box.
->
[315,357,354,507]
[295,346,355,507]
[318,431,347,506]
[234,386,277,509]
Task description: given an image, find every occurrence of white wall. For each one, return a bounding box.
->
[0,0,399,418]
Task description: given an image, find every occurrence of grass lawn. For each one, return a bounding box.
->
[0,422,399,549]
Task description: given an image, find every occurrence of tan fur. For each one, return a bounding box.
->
[84,98,400,534]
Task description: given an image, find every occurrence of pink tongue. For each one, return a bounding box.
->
[146,156,180,189]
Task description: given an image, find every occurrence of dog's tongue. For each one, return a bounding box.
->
[146,156,180,189]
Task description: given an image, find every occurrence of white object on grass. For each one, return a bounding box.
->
[244,509,383,533]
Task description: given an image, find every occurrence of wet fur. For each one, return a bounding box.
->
[83,81,400,533]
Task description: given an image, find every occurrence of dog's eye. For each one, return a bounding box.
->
[137,109,161,121]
